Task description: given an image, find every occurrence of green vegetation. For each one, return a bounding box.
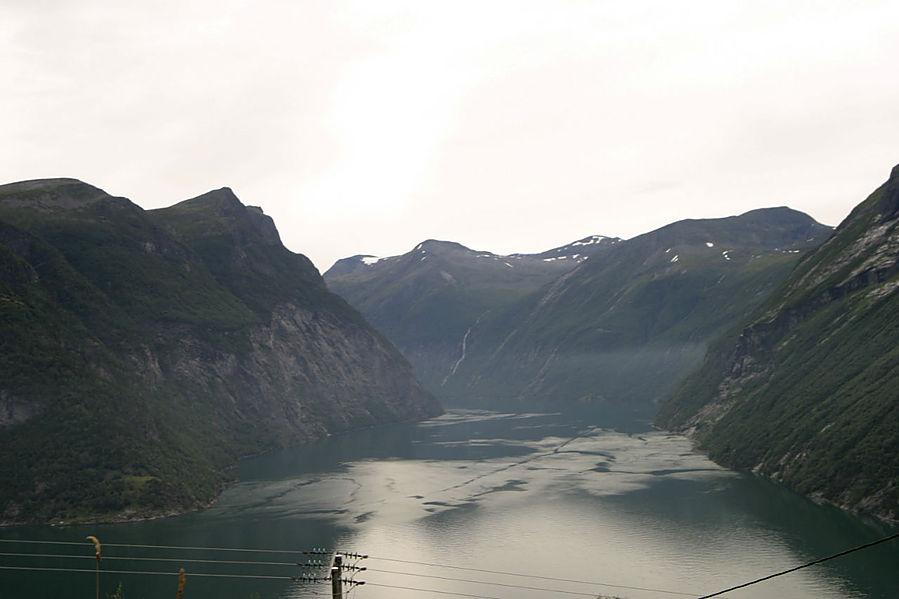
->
[0,179,438,524]
[657,165,899,520]
[445,208,831,406]
[326,211,831,413]
[325,239,596,391]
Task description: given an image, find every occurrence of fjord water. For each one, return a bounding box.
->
[2,406,897,599]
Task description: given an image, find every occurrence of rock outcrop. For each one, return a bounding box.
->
[658,164,899,521]
[0,179,440,524]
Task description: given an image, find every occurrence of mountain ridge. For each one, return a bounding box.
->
[0,178,440,525]
[324,234,621,392]
[324,208,831,415]
[440,207,831,409]
[657,164,899,520]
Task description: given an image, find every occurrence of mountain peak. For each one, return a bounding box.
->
[0,178,118,211]
[528,234,620,262]
[657,166,899,521]
[737,206,818,224]
[162,187,282,245]
[877,162,899,221]
[325,255,383,278]
[177,187,243,212]
[413,240,471,254]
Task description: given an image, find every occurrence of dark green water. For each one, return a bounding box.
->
[1,406,897,599]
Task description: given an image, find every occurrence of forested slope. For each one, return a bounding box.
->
[0,179,440,524]
[658,165,899,520]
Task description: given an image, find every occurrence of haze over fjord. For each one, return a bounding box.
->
[2,0,898,270]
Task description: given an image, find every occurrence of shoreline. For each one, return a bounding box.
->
[0,491,225,529]
[0,413,439,529]
[655,424,899,526]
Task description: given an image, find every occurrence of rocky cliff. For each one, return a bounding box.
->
[0,179,440,524]
[657,164,899,521]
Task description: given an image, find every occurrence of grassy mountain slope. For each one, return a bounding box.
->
[324,236,618,392]
[657,165,899,520]
[444,208,831,409]
[0,179,439,524]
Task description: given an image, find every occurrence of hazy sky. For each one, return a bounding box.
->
[3,1,898,271]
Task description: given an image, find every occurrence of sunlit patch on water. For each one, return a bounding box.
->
[208,409,894,599]
[217,417,735,528]
[3,409,894,599]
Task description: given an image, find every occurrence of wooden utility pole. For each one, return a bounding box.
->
[86,536,101,599]
[331,553,342,599]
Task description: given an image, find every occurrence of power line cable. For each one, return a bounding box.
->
[0,565,295,580]
[0,562,343,593]
[366,566,687,597]
[0,551,298,567]
[362,581,505,599]
[6,533,897,598]
[697,531,899,599]
[0,539,303,554]
[0,547,682,597]
[0,563,596,599]
[366,555,697,596]
[0,539,696,595]
[0,566,626,599]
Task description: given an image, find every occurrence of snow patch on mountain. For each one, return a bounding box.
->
[571,235,608,247]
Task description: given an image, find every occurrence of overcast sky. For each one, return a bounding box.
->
[2,1,898,271]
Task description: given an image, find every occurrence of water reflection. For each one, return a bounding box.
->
[1,406,897,599]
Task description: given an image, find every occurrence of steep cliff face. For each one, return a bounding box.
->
[658,164,899,521]
[140,302,439,448]
[0,179,439,524]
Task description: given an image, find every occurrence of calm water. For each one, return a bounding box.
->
[1,406,897,599]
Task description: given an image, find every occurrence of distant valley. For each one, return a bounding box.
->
[325,235,620,394]
[3,165,898,527]
[325,208,831,410]
[326,165,899,521]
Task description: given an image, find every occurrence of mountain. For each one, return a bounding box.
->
[327,209,830,411]
[324,236,620,392]
[0,179,440,525]
[325,212,831,415]
[442,208,832,411]
[657,165,899,521]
